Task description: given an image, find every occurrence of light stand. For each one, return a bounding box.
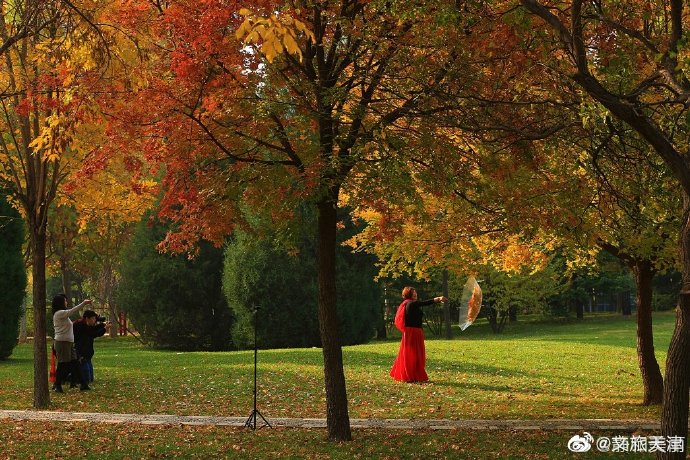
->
[245,306,271,430]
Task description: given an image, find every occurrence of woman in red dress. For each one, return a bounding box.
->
[390,286,447,382]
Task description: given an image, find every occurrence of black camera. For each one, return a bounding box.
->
[96,315,107,323]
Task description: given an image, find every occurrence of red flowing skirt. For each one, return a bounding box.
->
[390,327,428,382]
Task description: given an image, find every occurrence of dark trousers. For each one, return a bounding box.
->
[54,360,87,388]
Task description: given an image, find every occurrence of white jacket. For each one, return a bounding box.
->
[53,301,89,342]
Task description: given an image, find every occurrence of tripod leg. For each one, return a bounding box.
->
[244,411,257,430]
[256,410,272,428]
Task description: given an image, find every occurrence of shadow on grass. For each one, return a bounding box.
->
[0,357,32,366]
[427,379,572,397]
[415,312,676,351]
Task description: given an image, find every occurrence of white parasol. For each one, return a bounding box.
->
[459,276,482,331]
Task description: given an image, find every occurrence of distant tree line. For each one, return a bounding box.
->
[112,207,678,349]
[5,206,679,356]
[116,209,380,351]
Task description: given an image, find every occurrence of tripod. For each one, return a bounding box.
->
[245,306,271,430]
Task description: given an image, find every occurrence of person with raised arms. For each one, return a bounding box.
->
[52,294,92,392]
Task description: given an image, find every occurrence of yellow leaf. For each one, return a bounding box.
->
[234,10,312,62]
[245,30,259,44]
[254,24,267,37]
[235,19,252,41]
[263,40,277,63]
[44,150,60,162]
[283,34,300,56]
[29,136,45,151]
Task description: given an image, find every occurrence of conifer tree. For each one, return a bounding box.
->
[0,194,26,359]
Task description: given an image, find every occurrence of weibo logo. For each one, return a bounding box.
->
[567,432,594,453]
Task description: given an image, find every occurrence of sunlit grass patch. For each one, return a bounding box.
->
[0,312,672,423]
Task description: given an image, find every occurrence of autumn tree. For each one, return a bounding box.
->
[493,90,679,407]
[0,0,112,407]
[508,1,690,453]
[347,29,680,401]
[60,130,156,337]
[429,1,679,408]
[107,0,486,440]
[578,120,678,405]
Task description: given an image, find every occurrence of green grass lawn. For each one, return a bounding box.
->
[0,422,657,459]
[0,311,675,458]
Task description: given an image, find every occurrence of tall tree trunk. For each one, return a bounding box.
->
[19,296,27,343]
[631,261,663,406]
[376,286,387,340]
[103,263,118,338]
[600,243,664,406]
[60,257,72,307]
[31,228,49,408]
[569,274,584,319]
[316,193,352,442]
[442,270,451,339]
[622,290,632,316]
[660,198,690,459]
[660,302,690,460]
[108,305,118,337]
[377,284,391,340]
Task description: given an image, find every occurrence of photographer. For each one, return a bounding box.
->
[73,310,108,385]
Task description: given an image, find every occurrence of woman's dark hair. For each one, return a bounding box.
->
[51,294,67,315]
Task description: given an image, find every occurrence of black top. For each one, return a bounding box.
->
[405,299,435,328]
[73,319,106,359]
